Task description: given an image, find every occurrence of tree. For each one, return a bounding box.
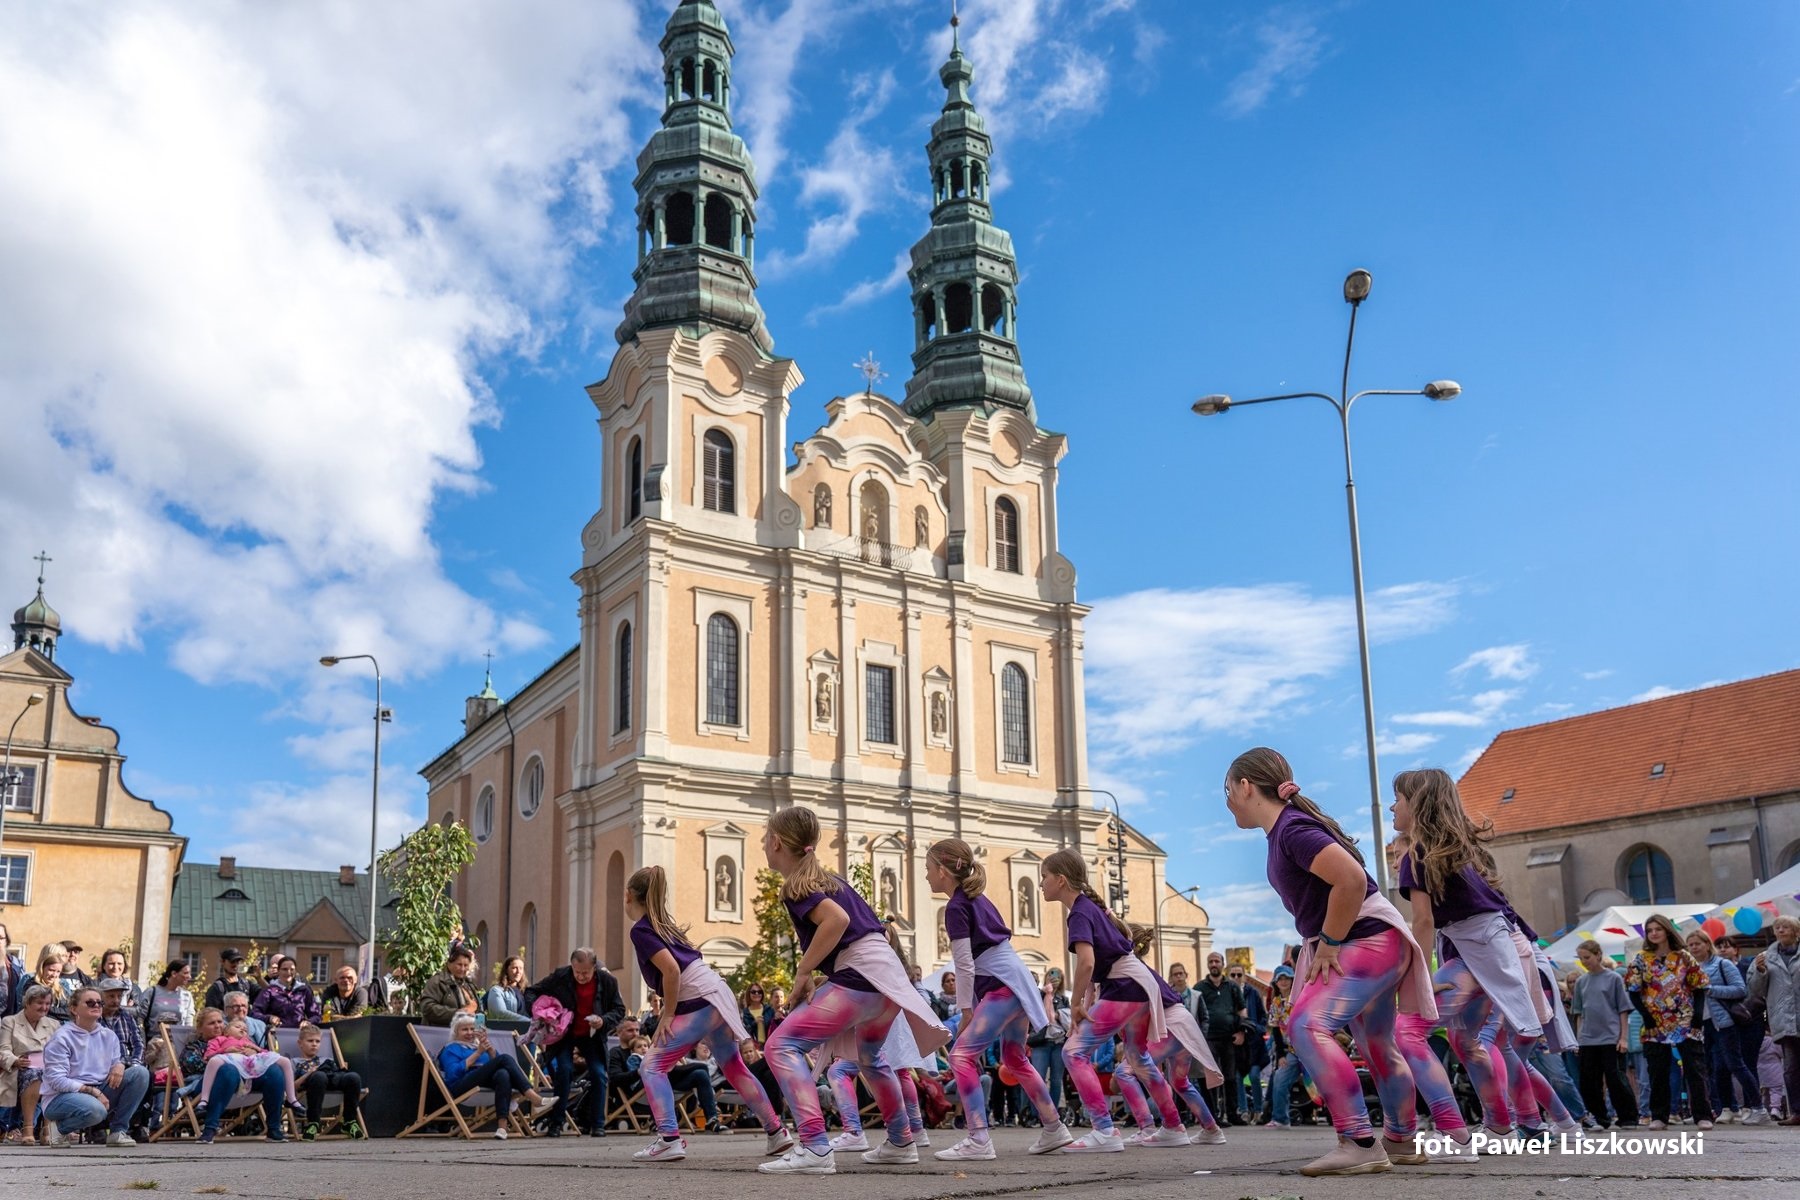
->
[726,867,796,994]
[379,820,478,1014]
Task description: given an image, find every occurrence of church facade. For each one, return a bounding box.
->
[422,0,1210,994]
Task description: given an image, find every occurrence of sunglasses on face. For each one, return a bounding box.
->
[79,999,103,1008]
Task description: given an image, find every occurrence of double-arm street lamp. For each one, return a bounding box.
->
[319,654,389,982]
[1055,785,1130,917]
[1191,270,1461,893]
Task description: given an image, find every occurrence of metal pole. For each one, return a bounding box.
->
[367,663,382,987]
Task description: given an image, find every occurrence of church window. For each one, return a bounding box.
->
[865,664,897,745]
[706,614,741,726]
[615,622,634,733]
[627,437,643,521]
[702,60,718,102]
[994,497,1021,573]
[944,283,973,334]
[981,284,1006,335]
[702,429,736,513]
[521,903,538,976]
[666,191,696,246]
[918,294,937,342]
[216,888,249,901]
[1622,845,1675,905]
[519,756,544,820]
[679,57,696,100]
[2,764,37,812]
[950,160,967,199]
[1001,664,1031,765]
[474,786,495,844]
[704,193,733,250]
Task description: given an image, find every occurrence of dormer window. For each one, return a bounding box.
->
[217,888,249,901]
[1501,788,1515,803]
[1649,763,1666,778]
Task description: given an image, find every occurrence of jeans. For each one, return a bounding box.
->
[544,1039,607,1133]
[1529,1042,1585,1119]
[453,1053,531,1118]
[1644,1037,1710,1124]
[1029,1040,1067,1116]
[1269,1053,1303,1124]
[301,1069,364,1127]
[641,1005,780,1136]
[1703,1021,1761,1113]
[201,1063,283,1134]
[41,1064,151,1133]
[1576,1045,1637,1127]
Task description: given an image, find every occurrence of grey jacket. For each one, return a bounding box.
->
[1748,944,1799,1041]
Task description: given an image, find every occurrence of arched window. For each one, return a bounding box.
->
[679,57,696,100]
[981,284,1007,335]
[950,160,967,198]
[706,613,740,726]
[918,293,938,342]
[627,437,643,521]
[473,922,488,957]
[994,497,1021,573]
[702,429,735,513]
[703,193,733,249]
[665,190,696,246]
[474,786,495,844]
[1781,840,1800,874]
[614,622,634,733]
[605,851,626,970]
[944,283,973,334]
[1622,845,1675,905]
[519,757,544,820]
[1001,663,1031,765]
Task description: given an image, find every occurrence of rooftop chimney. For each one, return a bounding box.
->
[339,865,356,886]
[218,856,236,880]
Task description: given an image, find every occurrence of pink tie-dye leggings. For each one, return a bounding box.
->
[765,982,906,1153]
[950,986,1059,1137]
[640,1004,782,1138]
[1430,956,1565,1130]
[1062,999,1180,1134]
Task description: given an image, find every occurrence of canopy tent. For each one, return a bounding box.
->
[1673,861,1800,941]
[1541,904,1673,969]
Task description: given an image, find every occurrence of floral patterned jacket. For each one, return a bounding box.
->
[1624,949,1708,1044]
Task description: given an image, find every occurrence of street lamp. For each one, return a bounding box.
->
[320,654,388,982]
[1155,883,1203,974]
[1055,786,1130,917]
[1190,270,1461,894]
[0,694,46,890]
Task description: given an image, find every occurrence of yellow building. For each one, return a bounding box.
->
[423,1,1210,995]
[0,562,186,980]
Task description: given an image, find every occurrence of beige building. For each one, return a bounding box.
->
[423,2,1210,995]
[0,563,186,980]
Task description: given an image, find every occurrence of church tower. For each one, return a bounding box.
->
[12,552,62,662]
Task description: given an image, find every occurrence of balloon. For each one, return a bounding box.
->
[997,1065,1019,1087]
[1734,907,1763,935]
[1702,918,1727,940]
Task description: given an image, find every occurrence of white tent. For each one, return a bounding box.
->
[1542,904,1677,969]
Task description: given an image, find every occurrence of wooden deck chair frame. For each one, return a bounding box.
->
[144,1025,269,1142]
[268,1024,361,1138]
[396,1024,529,1140]
[604,1074,706,1134]
[514,1041,579,1137]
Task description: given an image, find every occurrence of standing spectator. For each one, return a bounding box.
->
[525,948,624,1137]
[222,991,269,1045]
[487,957,529,1022]
[252,956,321,1029]
[1168,962,1203,1022]
[0,923,23,1022]
[203,949,262,1012]
[1266,966,1304,1128]
[39,986,151,1146]
[1687,929,1766,1124]
[142,961,196,1033]
[1197,952,1246,1125]
[418,946,481,1027]
[1572,940,1638,1128]
[1233,964,1269,1118]
[1746,914,1800,1126]
[322,965,368,1020]
[1027,969,1071,1121]
[0,985,60,1142]
[1719,939,1769,1099]
[739,983,777,1046]
[95,951,142,1017]
[1624,914,1713,1130]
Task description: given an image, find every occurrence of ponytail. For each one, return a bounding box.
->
[769,806,840,902]
[1228,747,1365,866]
[1042,848,1134,942]
[883,920,913,975]
[627,865,693,950]
[927,838,986,898]
[1128,924,1154,958]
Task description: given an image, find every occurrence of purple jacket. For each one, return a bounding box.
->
[251,979,320,1028]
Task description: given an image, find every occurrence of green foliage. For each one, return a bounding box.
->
[378,820,478,1015]
[725,867,796,995]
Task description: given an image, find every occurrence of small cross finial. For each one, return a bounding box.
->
[32,551,51,588]
[854,352,887,396]
[950,0,961,52]
[483,648,494,677]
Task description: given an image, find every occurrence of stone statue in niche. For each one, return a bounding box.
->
[879,867,899,916]
[815,673,834,724]
[914,506,929,549]
[813,484,831,529]
[862,504,880,543]
[930,691,948,738]
[715,857,737,910]
[1017,878,1035,928]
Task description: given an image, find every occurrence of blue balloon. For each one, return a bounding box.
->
[1733,907,1763,935]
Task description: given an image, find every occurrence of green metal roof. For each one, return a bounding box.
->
[169,862,396,941]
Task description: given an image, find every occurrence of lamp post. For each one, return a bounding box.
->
[0,694,46,892]
[1155,883,1203,974]
[1191,269,1460,894]
[1055,785,1130,917]
[320,654,387,982]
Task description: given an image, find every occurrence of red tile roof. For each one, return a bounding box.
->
[1459,669,1800,837]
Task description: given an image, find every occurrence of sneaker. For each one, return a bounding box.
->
[344,1119,366,1140]
[105,1130,137,1148]
[1300,1137,1392,1176]
[1381,1135,1429,1165]
[1427,1132,1477,1162]
[1120,1129,1150,1147]
[198,1128,217,1144]
[861,1139,919,1164]
[764,1126,796,1156]
[1741,1109,1769,1126]
[1717,1109,1736,1124]
[1648,1119,1668,1130]
[758,1145,837,1175]
[934,1136,996,1161]
[705,1118,732,1134]
[633,1136,688,1162]
[1552,1117,1582,1136]
[301,1123,320,1142]
[1059,1129,1125,1153]
[1268,1121,1290,1130]
[495,1127,509,1140]
[41,1120,66,1148]
[1028,1122,1075,1154]
[1189,1126,1228,1146]
[1697,1118,1714,1131]
[1139,1126,1191,1148]
[828,1130,869,1152]
[916,1129,931,1148]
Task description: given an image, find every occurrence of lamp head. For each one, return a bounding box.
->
[1343,269,1373,304]
[1422,380,1462,401]
[1191,394,1232,417]
[319,656,340,667]
[26,694,43,707]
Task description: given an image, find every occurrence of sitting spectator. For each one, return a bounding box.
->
[203,949,262,1012]
[252,956,321,1029]
[96,980,144,1072]
[738,1037,784,1119]
[641,992,664,1039]
[739,983,777,1046]
[222,991,269,1045]
[679,1040,729,1133]
[486,957,529,1022]
[0,922,22,1023]
[176,1008,286,1144]
[0,985,60,1143]
[438,1013,542,1139]
[21,945,72,1021]
[419,946,481,1027]
[142,961,196,1033]
[768,986,787,1019]
[322,965,368,1020]
[40,986,151,1146]
[290,1023,364,1140]
[196,1018,299,1115]
[58,942,94,989]
[95,951,143,1017]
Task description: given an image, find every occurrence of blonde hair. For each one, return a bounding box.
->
[627,865,693,950]
[1042,848,1133,942]
[1393,767,1501,897]
[1230,747,1364,864]
[883,920,913,975]
[927,838,986,898]
[769,806,839,902]
[1770,915,1800,936]
[34,944,65,980]
[1685,928,1715,953]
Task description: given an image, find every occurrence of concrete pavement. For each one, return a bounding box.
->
[2,1124,1795,1198]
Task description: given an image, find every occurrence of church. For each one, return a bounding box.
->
[423,0,1211,995]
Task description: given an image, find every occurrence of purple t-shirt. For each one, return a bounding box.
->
[1064,894,1178,1005]
[1396,852,1510,926]
[630,918,708,1014]
[785,876,886,992]
[1266,807,1386,944]
[945,891,1012,1003]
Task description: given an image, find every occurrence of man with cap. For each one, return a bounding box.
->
[204,948,262,1011]
[96,978,144,1069]
[59,941,93,988]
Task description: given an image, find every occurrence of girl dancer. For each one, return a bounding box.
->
[1112,927,1228,1146]
[926,838,1074,1159]
[1225,747,1442,1176]
[1040,848,1202,1152]
[758,806,947,1175]
[623,866,793,1163]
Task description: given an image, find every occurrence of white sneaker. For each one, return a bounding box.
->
[828,1130,869,1152]
[494,1127,509,1140]
[1189,1126,1227,1145]
[1028,1122,1075,1154]
[916,1129,931,1147]
[1139,1125,1190,1147]
[633,1136,688,1162]
[41,1119,66,1148]
[105,1130,137,1147]
[1552,1117,1582,1136]
[758,1145,837,1174]
[861,1139,919,1164]
[1741,1108,1769,1126]
[1121,1129,1150,1146]
[1059,1129,1125,1153]
[765,1126,797,1155]
[1428,1133,1476,1162]
[1716,1109,1736,1124]
[1697,1119,1714,1131]
[934,1136,996,1161]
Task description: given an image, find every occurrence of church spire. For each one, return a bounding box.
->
[901,8,1033,421]
[615,0,772,352]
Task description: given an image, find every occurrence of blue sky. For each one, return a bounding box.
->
[3,1,1797,967]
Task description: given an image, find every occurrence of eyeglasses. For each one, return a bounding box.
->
[79,999,103,1008]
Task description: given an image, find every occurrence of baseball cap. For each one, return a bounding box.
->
[221,947,245,961]
[97,977,132,993]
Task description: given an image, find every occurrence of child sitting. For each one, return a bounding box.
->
[201,1018,300,1111]
[289,1023,367,1140]
[625,1035,651,1075]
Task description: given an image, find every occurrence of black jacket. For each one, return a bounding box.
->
[204,976,263,1012]
[1197,976,1245,1036]
[525,964,626,1048]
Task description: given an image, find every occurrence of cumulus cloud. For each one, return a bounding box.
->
[1359,731,1441,758]
[1629,680,1727,704]
[1223,10,1327,118]
[218,772,428,870]
[1392,688,1520,728]
[761,71,905,276]
[1453,643,1539,682]
[809,251,912,322]
[1195,880,1299,971]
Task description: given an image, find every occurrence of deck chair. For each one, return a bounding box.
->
[268,1024,362,1137]
[397,1025,532,1139]
[144,1025,269,1142]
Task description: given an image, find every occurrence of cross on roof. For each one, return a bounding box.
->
[33,550,51,587]
[854,351,886,395]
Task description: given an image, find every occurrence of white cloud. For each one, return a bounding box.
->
[761,71,905,276]
[1194,880,1299,973]
[728,0,860,189]
[1392,687,1520,728]
[1581,668,1615,681]
[1223,10,1327,118]
[1359,731,1441,758]
[1453,643,1539,682]
[808,252,912,323]
[221,772,426,871]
